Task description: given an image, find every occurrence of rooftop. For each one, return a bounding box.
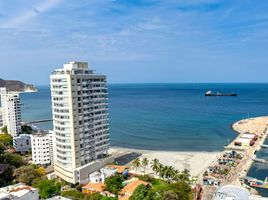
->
[0,183,37,198]
[82,182,105,193]
[106,165,129,174]
[121,178,148,197]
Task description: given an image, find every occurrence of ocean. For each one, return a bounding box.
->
[19,83,268,197]
[20,83,268,152]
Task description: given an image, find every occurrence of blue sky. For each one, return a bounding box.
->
[0,0,268,84]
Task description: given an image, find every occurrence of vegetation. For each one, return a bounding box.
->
[21,125,33,134]
[61,190,85,200]
[104,174,124,195]
[0,153,24,167]
[61,190,118,200]
[0,166,13,187]
[33,179,61,199]
[0,133,13,147]
[142,158,149,174]
[13,164,45,185]
[130,159,193,200]
[132,158,141,173]
[1,126,8,134]
[130,184,151,200]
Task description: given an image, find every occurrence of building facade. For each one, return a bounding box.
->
[0,88,21,136]
[0,107,3,128]
[50,61,111,184]
[31,132,54,165]
[13,134,31,152]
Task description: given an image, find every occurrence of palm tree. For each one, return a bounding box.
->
[165,166,175,182]
[141,158,149,174]
[158,164,166,180]
[132,158,141,174]
[150,158,160,174]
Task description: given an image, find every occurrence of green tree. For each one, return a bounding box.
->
[0,153,24,167]
[101,197,118,200]
[0,166,13,187]
[132,158,141,173]
[162,190,179,200]
[166,181,193,200]
[21,125,33,134]
[104,174,124,195]
[13,165,39,185]
[130,184,151,200]
[61,190,85,200]
[0,134,12,147]
[0,143,4,154]
[35,179,61,199]
[150,158,160,175]
[1,126,8,134]
[86,192,102,200]
[142,158,149,174]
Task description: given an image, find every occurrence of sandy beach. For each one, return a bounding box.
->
[232,116,268,136]
[110,147,220,177]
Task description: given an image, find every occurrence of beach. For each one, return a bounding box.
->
[232,116,268,136]
[110,147,220,177]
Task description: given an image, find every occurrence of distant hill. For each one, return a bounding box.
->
[0,78,37,92]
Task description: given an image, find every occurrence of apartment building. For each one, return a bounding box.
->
[13,134,31,152]
[31,132,54,165]
[50,61,112,184]
[0,88,21,136]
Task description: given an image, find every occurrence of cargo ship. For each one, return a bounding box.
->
[205,91,237,96]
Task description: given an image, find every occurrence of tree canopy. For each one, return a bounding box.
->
[13,165,40,185]
[0,133,12,147]
[0,153,24,167]
[104,174,124,195]
[1,126,8,134]
[21,125,33,134]
[35,179,61,199]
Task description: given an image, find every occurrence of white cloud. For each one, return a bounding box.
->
[1,0,63,28]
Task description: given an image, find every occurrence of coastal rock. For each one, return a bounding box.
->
[0,78,37,92]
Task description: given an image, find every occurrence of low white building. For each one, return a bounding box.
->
[89,165,117,183]
[31,132,53,165]
[13,134,31,152]
[0,183,39,200]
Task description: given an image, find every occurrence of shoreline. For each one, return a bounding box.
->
[109,146,220,177]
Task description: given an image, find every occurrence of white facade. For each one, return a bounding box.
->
[0,88,21,136]
[0,107,3,128]
[50,61,110,184]
[0,183,39,200]
[31,132,53,165]
[13,134,31,152]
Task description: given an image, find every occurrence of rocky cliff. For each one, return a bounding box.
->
[0,78,37,92]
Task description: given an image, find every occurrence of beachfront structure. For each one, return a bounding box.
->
[13,134,31,153]
[0,183,39,200]
[31,131,54,165]
[0,88,21,136]
[50,61,111,184]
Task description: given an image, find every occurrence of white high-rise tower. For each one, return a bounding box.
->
[0,88,22,136]
[50,61,111,184]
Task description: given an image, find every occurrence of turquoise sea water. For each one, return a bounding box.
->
[247,138,268,197]
[19,83,268,196]
[20,83,268,152]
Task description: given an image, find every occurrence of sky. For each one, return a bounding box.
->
[0,0,268,84]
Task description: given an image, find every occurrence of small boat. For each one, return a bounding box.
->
[244,176,268,189]
[205,90,237,97]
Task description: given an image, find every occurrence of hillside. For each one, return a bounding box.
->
[0,78,37,92]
